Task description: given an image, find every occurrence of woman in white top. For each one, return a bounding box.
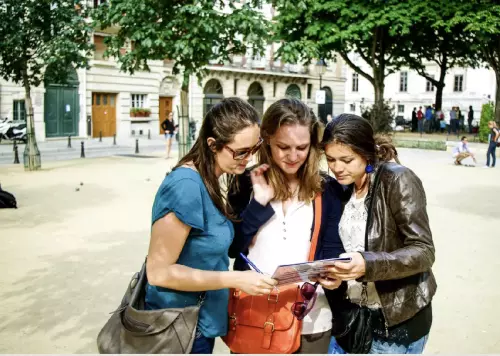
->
[228,99,346,353]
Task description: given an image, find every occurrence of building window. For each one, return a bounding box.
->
[94,35,108,60]
[398,104,405,113]
[131,94,146,108]
[399,71,408,92]
[350,104,356,112]
[13,100,26,121]
[352,73,359,92]
[426,76,435,92]
[307,84,312,99]
[285,84,301,99]
[454,75,464,92]
[273,82,277,97]
[234,79,238,95]
[94,0,106,7]
[204,79,224,116]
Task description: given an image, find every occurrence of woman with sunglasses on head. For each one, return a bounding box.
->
[321,114,436,354]
[145,98,277,354]
[227,99,346,354]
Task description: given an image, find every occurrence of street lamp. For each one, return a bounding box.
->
[314,58,327,89]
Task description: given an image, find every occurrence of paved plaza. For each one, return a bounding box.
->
[0,147,499,353]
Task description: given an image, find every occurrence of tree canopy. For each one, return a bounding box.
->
[92,0,271,89]
[0,0,94,89]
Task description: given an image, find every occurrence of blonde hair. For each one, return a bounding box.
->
[258,99,322,203]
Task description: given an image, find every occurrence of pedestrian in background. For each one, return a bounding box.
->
[468,106,474,134]
[449,107,457,135]
[146,97,276,354]
[322,114,436,355]
[411,107,418,132]
[161,112,176,159]
[484,121,499,169]
[417,106,424,134]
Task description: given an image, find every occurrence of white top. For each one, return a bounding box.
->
[452,142,471,156]
[339,190,382,309]
[247,197,332,335]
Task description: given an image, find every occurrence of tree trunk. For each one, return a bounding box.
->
[177,73,191,159]
[22,69,41,171]
[495,72,500,124]
[434,55,448,111]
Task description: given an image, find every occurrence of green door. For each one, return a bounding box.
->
[44,66,80,137]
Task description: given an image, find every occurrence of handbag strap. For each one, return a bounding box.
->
[307,192,322,262]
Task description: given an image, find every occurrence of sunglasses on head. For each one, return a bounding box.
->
[291,281,319,320]
[224,137,264,160]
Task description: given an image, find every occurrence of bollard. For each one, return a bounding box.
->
[67,135,72,148]
[113,134,116,145]
[148,129,151,140]
[12,139,16,152]
[13,143,20,164]
[99,131,102,142]
[135,139,139,154]
[80,141,85,158]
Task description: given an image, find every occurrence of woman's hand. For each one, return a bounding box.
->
[325,252,366,281]
[232,271,277,296]
[250,164,274,206]
[311,276,342,290]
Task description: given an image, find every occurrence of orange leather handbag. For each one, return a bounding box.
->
[222,194,322,354]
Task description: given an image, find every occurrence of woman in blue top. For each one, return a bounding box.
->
[145,97,277,354]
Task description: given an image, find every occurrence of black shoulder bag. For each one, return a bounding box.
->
[332,163,386,354]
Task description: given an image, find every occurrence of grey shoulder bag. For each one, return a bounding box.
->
[97,259,205,354]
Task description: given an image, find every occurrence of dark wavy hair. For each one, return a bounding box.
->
[321,113,400,165]
[175,97,260,217]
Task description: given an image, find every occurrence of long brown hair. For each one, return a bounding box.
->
[259,98,322,203]
[321,113,400,164]
[175,97,260,217]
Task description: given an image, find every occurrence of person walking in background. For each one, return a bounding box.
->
[412,107,418,132]
[146,98,276,354]
[322,114,436,354]
[458,107,464,132]
[449,107,457,135]
[484,121,499,169]
[161,112,176,159]
[453,136,477,166]
[468,106,474,134]
[424,106,433,133]
[417,106,424,134]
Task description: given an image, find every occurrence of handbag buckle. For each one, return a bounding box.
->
[263,321,275,333]
[229,313,237,329]
[267,293,279,303]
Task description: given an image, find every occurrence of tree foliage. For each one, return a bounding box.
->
[93,0,271,89]
[0,0,94,88]
[451,1,500,122]
[273,0,418,131]
[396,1,478,110]
[479,102,494,143]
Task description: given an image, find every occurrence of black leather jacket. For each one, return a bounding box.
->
[328,162,437,328]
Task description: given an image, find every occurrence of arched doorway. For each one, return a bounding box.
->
[317,86,333,125]
[44,65,80,137]
[203,79,224,116]
[248,82,265,118]
[285,84,302,100]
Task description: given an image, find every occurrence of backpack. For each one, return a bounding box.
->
[0,184,17,209]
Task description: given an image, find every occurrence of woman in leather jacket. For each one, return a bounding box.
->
[321,114,437,354]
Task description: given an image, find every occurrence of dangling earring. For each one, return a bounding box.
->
[365,163,374,173]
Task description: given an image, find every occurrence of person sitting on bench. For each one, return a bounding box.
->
[453,136,477,166]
